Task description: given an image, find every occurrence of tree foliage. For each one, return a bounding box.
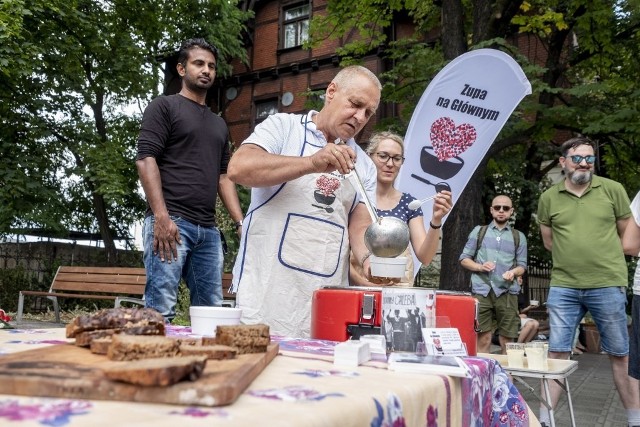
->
[310,0,640,290]
[0,0,250,259]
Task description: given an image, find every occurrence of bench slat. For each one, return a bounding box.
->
[20,290,118,300]
[51,281,145,295]
[54,273,145,286]
[57,266,146,275]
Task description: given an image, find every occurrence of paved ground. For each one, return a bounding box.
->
[7,320,631,426]
[514,351,628,427]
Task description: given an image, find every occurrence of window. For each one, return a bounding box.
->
[304,87,326,111]
[283,3,310,49]
[255,99,279,122]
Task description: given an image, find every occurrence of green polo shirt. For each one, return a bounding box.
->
[537,175,631,288]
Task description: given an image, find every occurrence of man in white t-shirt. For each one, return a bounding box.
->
[623,191,640,389]
[227,65,381,337]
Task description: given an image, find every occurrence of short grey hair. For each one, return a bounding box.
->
[331,65,382,92]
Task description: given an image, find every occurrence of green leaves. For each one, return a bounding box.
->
[0,0,250,251]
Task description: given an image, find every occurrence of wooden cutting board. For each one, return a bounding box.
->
[0,342,278,407]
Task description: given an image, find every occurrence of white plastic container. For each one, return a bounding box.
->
[189,306,242,336]
[369,256,407,278]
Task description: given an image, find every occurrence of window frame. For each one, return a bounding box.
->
[254,97,279,124]
[280,1,310,50]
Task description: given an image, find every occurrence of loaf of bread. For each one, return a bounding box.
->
[213,324,270,354]
[179,344,237,360]
[66,307,165,338]
[74,324,165,347]
[103,356,207,386]
[107,334,180,361]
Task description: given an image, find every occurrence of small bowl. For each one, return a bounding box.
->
[419,146,464,180]
[189,306,242,336]
[369,256,407,278]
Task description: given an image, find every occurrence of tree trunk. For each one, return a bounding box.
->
[90,90,118,262]
[93,192,118,262]
[440,166,486,290]
[437,0,529,290]
[438,0,473,291]
[441,0,467,60]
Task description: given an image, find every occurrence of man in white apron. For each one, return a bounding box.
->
[227,65,381,337]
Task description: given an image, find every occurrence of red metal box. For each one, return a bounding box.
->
[311,286,479,356]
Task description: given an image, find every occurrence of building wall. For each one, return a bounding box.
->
[215,0,390,147]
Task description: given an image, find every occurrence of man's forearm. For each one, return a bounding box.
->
[136,157,168,218]
[227,145,315,187]
[460,258,482,272]
[218,175,243,223]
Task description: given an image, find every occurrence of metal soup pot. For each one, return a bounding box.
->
[364,216,410,258]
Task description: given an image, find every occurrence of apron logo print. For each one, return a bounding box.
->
[430,117,477,161]
[313,175,340,209]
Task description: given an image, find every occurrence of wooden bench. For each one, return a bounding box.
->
[222,272,236,307]
[17,267,237,323]
[112,272,236,307]
[16,266,146,323]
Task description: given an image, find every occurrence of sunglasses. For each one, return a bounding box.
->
[492,205,512,212]
[567,155,596,164]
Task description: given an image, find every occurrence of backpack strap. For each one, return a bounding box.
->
[472,225,489,261]
[511,228,520,269]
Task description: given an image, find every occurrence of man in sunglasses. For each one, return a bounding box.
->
[537,137,639,427]
[459,194,527,354]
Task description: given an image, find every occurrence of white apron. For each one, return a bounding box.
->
[233,134,358,338]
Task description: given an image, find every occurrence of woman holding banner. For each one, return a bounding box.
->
[350,131,452,286]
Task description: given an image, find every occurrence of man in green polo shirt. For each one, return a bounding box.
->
[537,136,639,427]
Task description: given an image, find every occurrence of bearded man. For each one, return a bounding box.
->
[460,194,527,354]
[537,136,639,427]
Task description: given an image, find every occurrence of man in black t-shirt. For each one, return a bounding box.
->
[136,38,243,322]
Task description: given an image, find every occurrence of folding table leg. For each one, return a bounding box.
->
[542,379,556,427]
[565,379,576,427]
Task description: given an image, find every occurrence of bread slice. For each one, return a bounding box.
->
[66,307,165,338]
[179,344,237,360]
[214,324,270,354]
[90,337,112,355]
[74,324,165,347]
[103,356,207,386]
[107,334,180,361]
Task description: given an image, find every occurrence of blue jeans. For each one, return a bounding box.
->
[547,286,629,356]
[143,215,224,321]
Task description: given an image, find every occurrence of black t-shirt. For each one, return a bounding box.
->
[137,94,230,226]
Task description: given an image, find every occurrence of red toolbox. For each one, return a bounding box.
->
[311,286,479,356]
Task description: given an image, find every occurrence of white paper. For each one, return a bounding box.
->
[422,327,468,356]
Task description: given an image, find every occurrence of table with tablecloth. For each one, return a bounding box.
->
[0,326,539,426]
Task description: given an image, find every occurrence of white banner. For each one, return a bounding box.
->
[396,49,531,275]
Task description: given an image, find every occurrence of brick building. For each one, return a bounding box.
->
[163,0,416,147]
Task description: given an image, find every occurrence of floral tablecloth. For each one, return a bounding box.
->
[0,327,538,426]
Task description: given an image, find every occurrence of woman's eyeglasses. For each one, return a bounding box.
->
[492,205,512,212]
[567,155,596,164]
[374,152,405,166]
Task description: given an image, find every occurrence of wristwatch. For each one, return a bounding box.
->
[234,220,243,229]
